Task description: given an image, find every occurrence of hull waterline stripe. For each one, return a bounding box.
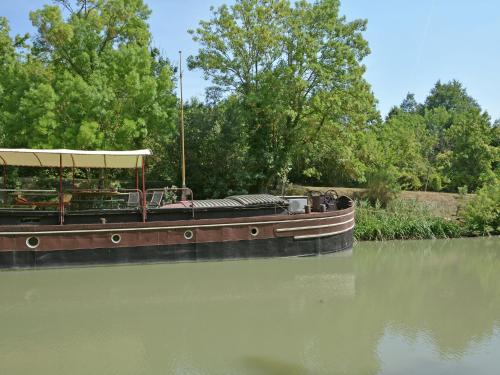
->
[275,217,354,232]
[0,211,354,236]
[293,223,355,240]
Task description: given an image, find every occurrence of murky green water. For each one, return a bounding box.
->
[0,237,499,374]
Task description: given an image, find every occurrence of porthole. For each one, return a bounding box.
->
[111,234,122,244]
[250,227,259,237]
[184,230,194,240]
[26,236,40,249]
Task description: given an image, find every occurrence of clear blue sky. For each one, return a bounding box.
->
[2,0,499,120]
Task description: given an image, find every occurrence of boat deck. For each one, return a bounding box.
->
[0,190,290,225]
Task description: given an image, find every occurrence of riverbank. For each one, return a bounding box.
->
[287,185,498,241]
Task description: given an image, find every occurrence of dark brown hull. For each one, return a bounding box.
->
[0,205,354,269]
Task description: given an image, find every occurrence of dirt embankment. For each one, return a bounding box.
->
[288,185,474,219]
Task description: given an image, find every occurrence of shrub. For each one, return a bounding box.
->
[461,182,500,235]
[428,173,442,192]
[365,168,401,207]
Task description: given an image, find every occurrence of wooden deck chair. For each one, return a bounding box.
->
[14,193,72,209]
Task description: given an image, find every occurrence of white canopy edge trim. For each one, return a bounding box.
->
[0,148,152,156]
[0,148,151,169]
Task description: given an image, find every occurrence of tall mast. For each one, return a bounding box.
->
[179,51,186,191]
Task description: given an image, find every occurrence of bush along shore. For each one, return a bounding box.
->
[354,200,464,241]
[353,182,499,241]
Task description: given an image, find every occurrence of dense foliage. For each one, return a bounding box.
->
[0,0,498,200]
[188,0,379,192]
[383,82,498,193]
[185,1,498,197]
[0,0,177,181]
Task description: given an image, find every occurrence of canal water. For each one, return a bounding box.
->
[0,237,499,374]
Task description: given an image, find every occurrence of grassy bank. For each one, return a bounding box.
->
[353,200,463,241]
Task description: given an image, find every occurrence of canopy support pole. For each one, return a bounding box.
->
[141,158,146,222]
[71,155,75,192]
[59,154,64,225]
[2,163,6,205]
[135,167,139,191]
[179,51,187,201]
[0,156,8,205]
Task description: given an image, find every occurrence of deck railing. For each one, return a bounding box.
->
[67,188,143,211]
[0,188,144,211]
[0,187,196,219]
[0,188,148,225]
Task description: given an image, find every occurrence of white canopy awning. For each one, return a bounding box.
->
[0,148,151,169]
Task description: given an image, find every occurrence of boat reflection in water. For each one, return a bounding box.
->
[0,237,499,374]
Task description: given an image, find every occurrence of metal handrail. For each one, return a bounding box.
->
[0,189,57,193]
[63,188,143,211]
[0,186,198,219]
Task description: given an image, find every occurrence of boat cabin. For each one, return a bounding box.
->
[0,148,289,226]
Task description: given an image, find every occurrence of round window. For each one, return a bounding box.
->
[26,236,40,249]
[250,227,259,236]
[184,230,194,240]
[111,234,122,244]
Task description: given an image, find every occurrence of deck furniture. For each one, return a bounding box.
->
[13,193,72,209]
[127,192,141,209]
[148,191,163,208]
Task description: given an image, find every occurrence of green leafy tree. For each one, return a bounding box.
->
[377,111,433,190]
[292,114,380,187]
[386,93,421,120]
[0,17,35,145]
[0,0,177,181]
[400,93,420,113]
[442,110,496,191]
[421,81,496,192]
[424,80,480,113]
[181,96,252,198]
[189,0,378,191]
[492,121,500,175]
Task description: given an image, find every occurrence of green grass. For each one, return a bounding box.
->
[354,199,464,241]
